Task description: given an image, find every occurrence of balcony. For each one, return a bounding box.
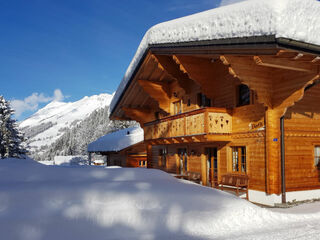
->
[144,107,232,142]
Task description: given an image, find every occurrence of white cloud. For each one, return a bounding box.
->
[10,89,65,118]
[220,0,246,6]
[53,89,64,102]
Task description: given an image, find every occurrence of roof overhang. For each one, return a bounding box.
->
[110,35,320,118]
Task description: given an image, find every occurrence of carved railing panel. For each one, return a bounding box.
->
[186,113,205,135]
[144,107,232,140]
[208,112,232,134]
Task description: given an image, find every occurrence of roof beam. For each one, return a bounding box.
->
[137,79,170,113]
[254,56,315,72]
[221,55,274,107]
[173,55,233,100]
[122,107,154,125]
[152,54,193,94]
[312,56,320,64]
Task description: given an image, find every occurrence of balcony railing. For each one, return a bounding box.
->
[144,107,232,140]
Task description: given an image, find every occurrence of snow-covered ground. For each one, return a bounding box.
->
[1,158,320,240]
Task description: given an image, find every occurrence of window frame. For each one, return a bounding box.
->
[173,100,182,115]
[159,148,167,169]
[314,145,320,168]
[197,93,211,108]
[231,146,247,174]
[237,84,252,107]
[139,160,147,167]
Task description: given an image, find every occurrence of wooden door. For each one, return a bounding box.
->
[206,148,218,187]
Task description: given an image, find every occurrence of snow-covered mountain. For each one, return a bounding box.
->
[19,93,113,156]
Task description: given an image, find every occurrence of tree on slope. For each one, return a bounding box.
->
[0,96,27,159]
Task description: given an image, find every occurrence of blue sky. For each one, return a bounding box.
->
[0,0,234,120]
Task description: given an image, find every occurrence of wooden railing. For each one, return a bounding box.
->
[144,107,232,140]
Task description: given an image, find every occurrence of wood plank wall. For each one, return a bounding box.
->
[150,140,266,191]
[284,83,320,191]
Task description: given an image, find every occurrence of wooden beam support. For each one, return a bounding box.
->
[146,144,152,168]
[137,79,170,113]
[174,55,233,100]
[254,56,315,72]
[312,56,320,64]
[206,134,232,142]
[265,108,282,195]
[221,55,274,107]
[276,50,298,59]
[201,148,207,186]
[222,55,320,116]
[184,136,193,143]
[122,107,154,125]
[192,135,202,142]
[274,73,320,116]
[153,54,193,94]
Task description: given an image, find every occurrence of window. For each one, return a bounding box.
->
[197,93,211,107]
[315,146,320,167]
[238,84,250,106]
[159,148,167,168]
[205,147,218,186]
[178,148,188,174]
[139,160,147,167]
[187,99,191,107]
[232,147,246,173]
[173,100,182,115]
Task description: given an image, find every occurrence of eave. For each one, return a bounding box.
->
[110,36,320,119]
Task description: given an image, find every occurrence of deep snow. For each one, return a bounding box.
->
[1,158,320,240]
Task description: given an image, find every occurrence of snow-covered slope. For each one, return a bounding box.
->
[1,158,320,239]
[20,93,113,154]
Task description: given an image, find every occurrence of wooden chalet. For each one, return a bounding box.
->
[109,0,320,205]
[87,126,147,168]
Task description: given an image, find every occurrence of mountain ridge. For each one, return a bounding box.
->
[19,93,115,159]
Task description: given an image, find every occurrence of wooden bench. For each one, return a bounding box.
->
[186,171,201,184]
[174,171,201,184]
[219,174,249,200]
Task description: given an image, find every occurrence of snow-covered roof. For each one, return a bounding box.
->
[87,126,144,153]
[110,0,320,114]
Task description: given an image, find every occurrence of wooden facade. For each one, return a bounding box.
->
[111,44,320,205]
[91,142,147,168]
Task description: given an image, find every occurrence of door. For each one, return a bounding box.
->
[206,148,218,187]
[178,148,187,175]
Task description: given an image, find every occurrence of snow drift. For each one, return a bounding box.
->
[1,158,320,239]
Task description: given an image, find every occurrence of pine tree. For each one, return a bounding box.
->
[38,105,137,160]
[0,95,27,159]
